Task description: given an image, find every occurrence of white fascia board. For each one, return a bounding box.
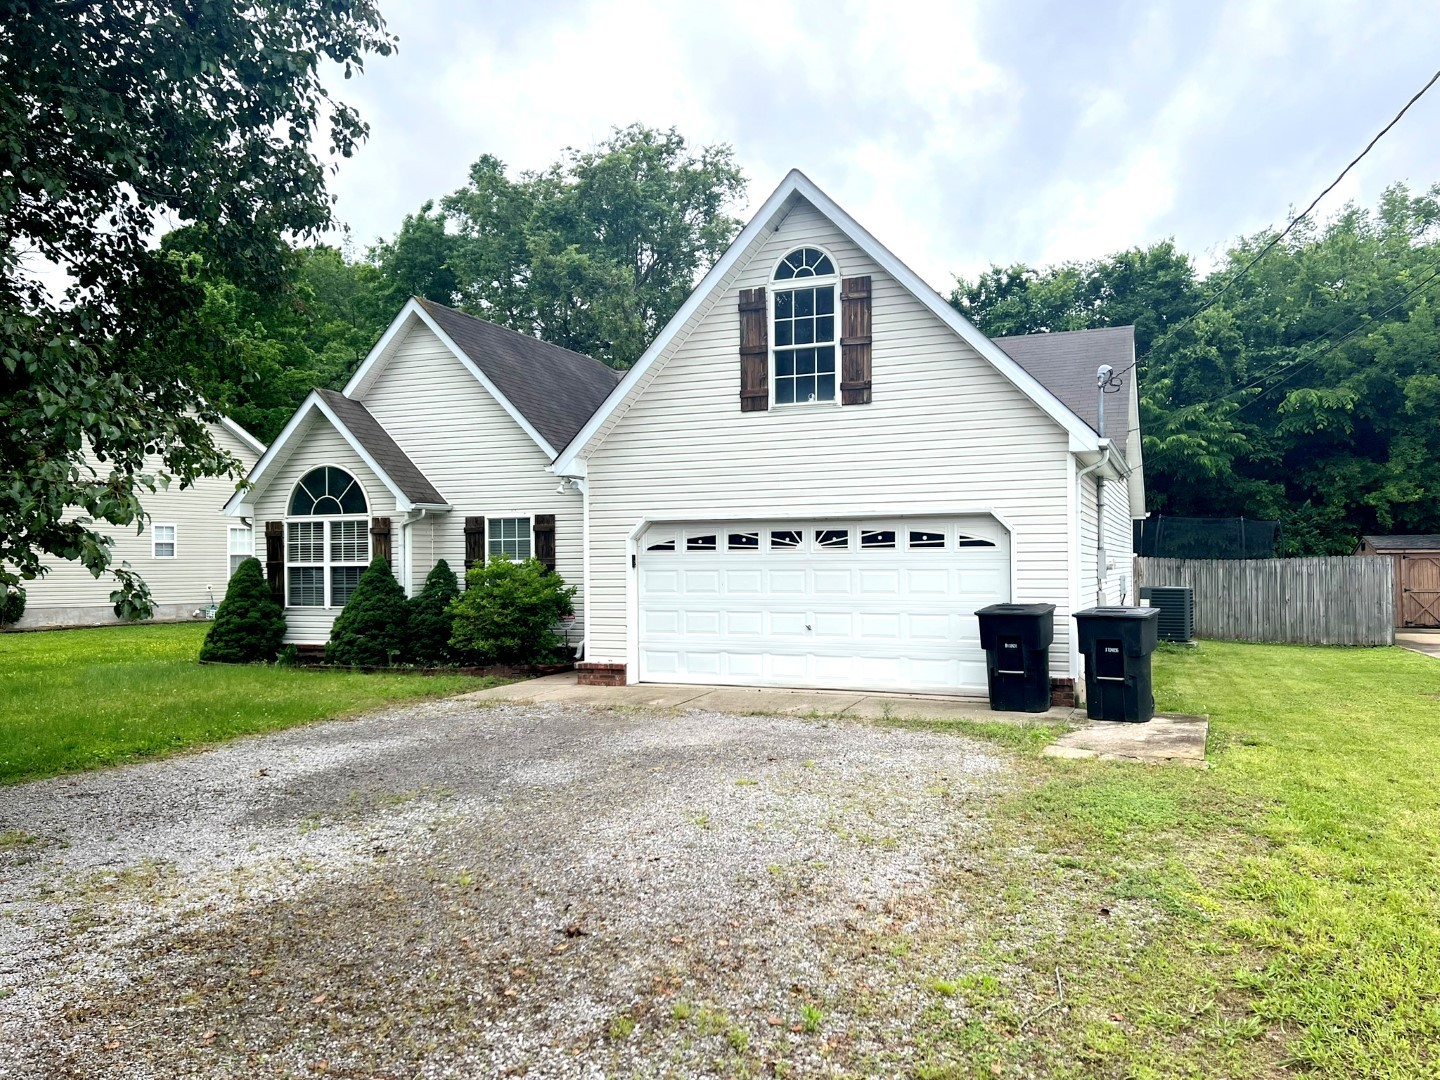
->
[218,416,267,458]
[552,169,1101,474]
[222,391,325,516]
[345,298,559,462]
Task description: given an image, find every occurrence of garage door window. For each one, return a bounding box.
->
[727,532,759,550]
[909,529,946,549]
[770,529,803,550]
[956,533,997,548]
[686,534,717,552]
[816,528,849,550]
[860,529,896,549]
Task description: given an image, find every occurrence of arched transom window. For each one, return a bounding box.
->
[286,467,370,609]
[772,247,838,405]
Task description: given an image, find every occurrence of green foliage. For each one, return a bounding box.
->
[0,586,23,627]
[198,558,286,664]
[0,1,393,610]
[325,557,410,668]
[407,559,461,666]
[449,559,576,665]
[954,183,1440,552]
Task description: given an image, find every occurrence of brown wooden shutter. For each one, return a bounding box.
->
[840,275,873,405]
[738,287,769,412]
[464,516,486,569]
[533,514,556,572]
[370,516,391,567]
[264,521,284,605]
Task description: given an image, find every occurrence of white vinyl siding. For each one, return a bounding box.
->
[13,421,262,627]
[582,197,1077,680]
[250,415,394,645]
[358,323,584,632]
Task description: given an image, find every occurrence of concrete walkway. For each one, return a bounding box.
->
[463,673,1208,766]
[1398,629,1440,659]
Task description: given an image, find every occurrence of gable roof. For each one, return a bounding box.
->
[224,389,448,516]
[992,326,1136,458]
[551,169,1104,475]
[1362,534,1440,552]
[345,297,620,459]
[314,389,446,506]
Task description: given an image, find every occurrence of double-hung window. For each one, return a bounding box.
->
[228,526,253,576]
[772,247,838,406]
[151,524,177,559]
[488,517,531,562]
[286,467,370,608]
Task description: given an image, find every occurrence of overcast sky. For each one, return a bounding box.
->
[319,0,1440,289]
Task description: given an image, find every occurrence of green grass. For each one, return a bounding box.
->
[993,641,1440,1078]
[0,623,502,784]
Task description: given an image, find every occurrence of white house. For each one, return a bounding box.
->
[15,417,267,628]
[552,170,1143,703]
[224,298,619,646]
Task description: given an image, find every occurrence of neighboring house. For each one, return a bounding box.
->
[1355,535,1440,628]
[552,170,1144,701]
[225,298,618,646]
[14,417,266,629]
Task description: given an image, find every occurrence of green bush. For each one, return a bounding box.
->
[450,557,575,665]
[407,559,460,666]
[325,556,409,667]
[198,557,285,663]
[1,585,25,627]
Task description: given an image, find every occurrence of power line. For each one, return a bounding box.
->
[1112,66,1440,381]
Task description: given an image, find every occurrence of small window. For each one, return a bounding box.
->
[290,466,367,516]
[728,532,759,551]
[860,529,896,549]
[774,247,836,280]
[909,530,945,549]
[288,566,324,607]
[330,566,363,607]
[647,538,676,552]
[815,528,850,550]
[956,534,997,548]
[151,524,177,559]
[228,526,253,576]
[488,517,531,561]
[770,530,803,550]
[287,520,324,563]
[686,534,718,552]
[330,519,368,562]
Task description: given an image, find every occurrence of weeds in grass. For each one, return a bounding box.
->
[606,1014,636,1041]
[799,1004,823,1033]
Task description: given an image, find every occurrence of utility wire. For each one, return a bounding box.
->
[1111,67,1440,381]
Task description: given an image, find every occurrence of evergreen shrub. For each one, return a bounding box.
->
[325,556,409,667]
[198,557,285,663]
[450,557,575,665]
[407,558,460,666]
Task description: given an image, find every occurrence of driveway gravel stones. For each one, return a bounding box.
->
[0,697,1039,1078]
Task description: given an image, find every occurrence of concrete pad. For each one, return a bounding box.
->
[1398,630,1440,659]
[843,695,1070,726]
[1043,712,1209,767]
[679,687,867,716]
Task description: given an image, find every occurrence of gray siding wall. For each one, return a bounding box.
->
[581,197,1077,678]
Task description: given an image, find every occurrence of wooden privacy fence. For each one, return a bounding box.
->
[1135,556,1395,646]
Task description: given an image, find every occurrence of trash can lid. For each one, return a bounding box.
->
[1073,606,1159,619]
[975,603,1056,617]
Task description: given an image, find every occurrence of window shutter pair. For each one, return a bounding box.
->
[737,277,872,409]
[264,521,284,604]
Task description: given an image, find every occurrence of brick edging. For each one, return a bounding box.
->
[576,662,627,687]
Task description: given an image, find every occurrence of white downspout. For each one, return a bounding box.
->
[580,475,590,662]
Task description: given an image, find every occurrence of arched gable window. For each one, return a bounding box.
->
[289,466,368,516]
[285,467,370,609]
[772,247,838,405]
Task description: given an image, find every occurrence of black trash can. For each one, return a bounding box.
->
[975,603,1055,713]
[1073,607,1160,723]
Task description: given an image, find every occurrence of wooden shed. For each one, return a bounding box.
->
[1356,535,1440,628]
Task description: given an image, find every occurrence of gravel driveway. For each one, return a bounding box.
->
[0,696,1029,1078]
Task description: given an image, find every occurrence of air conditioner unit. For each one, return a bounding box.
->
[1139,586,1194,643]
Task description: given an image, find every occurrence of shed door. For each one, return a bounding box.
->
[637,517,1011,694]
[1401,554,1440,628]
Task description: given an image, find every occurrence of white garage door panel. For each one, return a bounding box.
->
[638,518,1010,695]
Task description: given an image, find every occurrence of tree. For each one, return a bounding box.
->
[198,558,286,664]
[1,1,394,616]
[450,559,576,665]
[325,557,409,667]
[407,559,461,666]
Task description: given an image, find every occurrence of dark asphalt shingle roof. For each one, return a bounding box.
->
[316,388,447,506]
[992,326,1136,458]
[416,298,621,453]
[1362,535,1440,552]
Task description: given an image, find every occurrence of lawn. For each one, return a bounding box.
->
[0,623,500,784]
[930,641,1440,1079]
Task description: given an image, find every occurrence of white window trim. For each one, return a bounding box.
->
[227,525,254,578]
[285,516,372,609]
[151,523,178,559]
[486,514,533,563]
[769,246,842,410]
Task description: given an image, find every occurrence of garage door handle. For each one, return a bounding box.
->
[806,623,812,631]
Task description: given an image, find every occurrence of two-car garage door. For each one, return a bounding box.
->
[637,517,1011,695]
